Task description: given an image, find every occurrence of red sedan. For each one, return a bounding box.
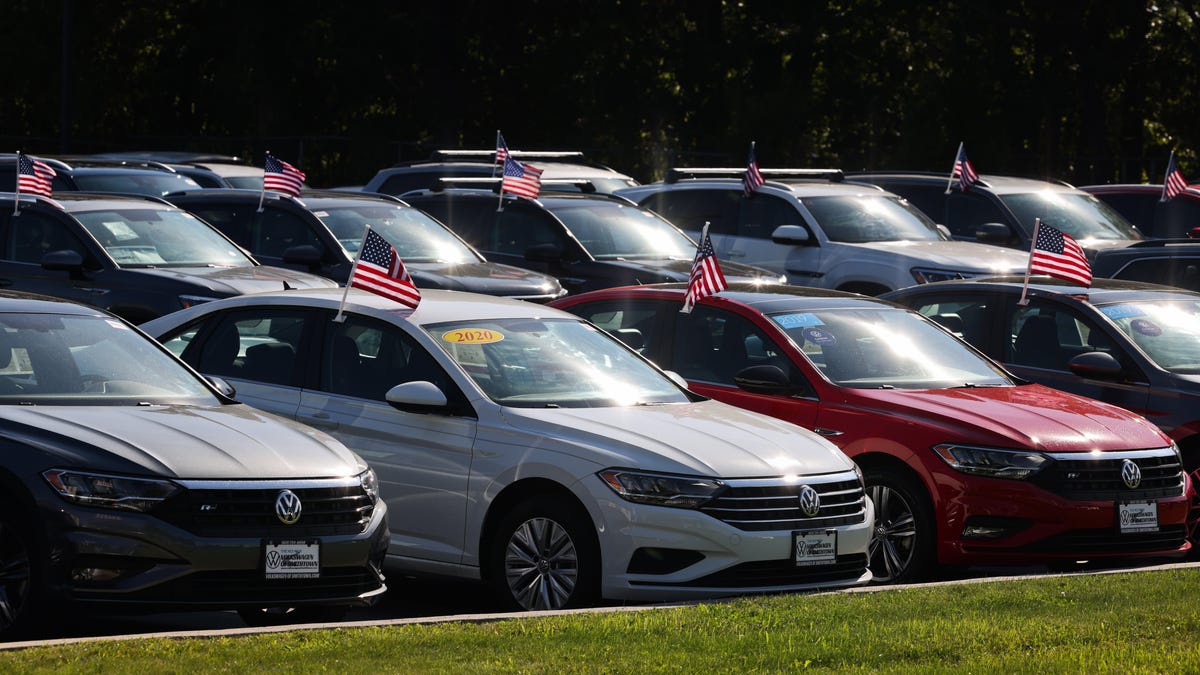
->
[552,283,1193,582]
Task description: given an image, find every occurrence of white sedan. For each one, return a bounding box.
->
[142,288,874,610]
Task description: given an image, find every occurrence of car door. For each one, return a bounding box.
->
[738,191,826,285]
[0,209,107,307]
[297,312,478,565]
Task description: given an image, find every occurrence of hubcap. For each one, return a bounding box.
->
[867,484,918,583]
[504,517,579,610]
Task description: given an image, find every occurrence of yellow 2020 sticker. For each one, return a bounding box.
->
[442,328,505,344]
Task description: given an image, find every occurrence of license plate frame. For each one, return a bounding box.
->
[1117,500,1159,534]
[263,539,321,579]
[793,529,837,567]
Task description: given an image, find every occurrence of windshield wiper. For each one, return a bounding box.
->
[951,382,1006,389]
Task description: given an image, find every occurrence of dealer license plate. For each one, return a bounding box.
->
[264,540,321,579]
[793,529,837,566]
[1117,501,1159,534]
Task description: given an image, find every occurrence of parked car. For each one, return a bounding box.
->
[401,188,786,294]
[616,168,1031,294]
[846,171,1143,257]
[91,152,269,189]
[1080,183,1200,240]
[141,287,875,610]
[0,155,203,197]
[163,189,567,301]
[551,283,1192,582]
[881,277,1200,488]
[0,291,388,638]
[2,192,336,322]
[363,149,639,196]
[1091,239,1200,293]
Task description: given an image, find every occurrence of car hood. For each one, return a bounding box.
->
[407,261,565,298]
[597,258,783,284]
[854,384,1168,451]
[133,265,337,295]
[500,400,852,477]
[0,404,363,478]
[852,240,1030,273]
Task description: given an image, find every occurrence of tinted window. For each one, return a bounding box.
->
[674,306,796,386]
[639,190,740,235]
[6,211,89,263]
[184,203,255,249]
[739,193,802,240]
[1094,193,1157,233]
[1158,198,1200,239]
[257,209,322,257]
[802,195,943,242]
[75,208,252,267]
[318,203,480,263]
[322,314,458,402]
[946,193,1011,238]
[194,310,309,386]
[1108,257,1200,293]
[550,202,696,258]
[999,193,1141,241]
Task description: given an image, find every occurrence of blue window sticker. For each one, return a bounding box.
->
[802,326,837,346]
[1130,318,1162,337]
[773,312,824,329]
[1100,304,1146,320]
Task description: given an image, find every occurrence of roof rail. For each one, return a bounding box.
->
[666,167,844,184]
[431,149,587,162]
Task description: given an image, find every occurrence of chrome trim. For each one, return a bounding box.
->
[174,475,363,490]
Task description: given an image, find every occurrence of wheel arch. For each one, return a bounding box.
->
[478,477,598,582]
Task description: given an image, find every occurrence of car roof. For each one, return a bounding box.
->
[165,188,405,208]
[847,171,1083,195]
[886,275,1200,304]
[404,187,635,208]
[565,282,901,313]
[638,177,893,199]
[0,290,110,316]
[3,191,180,213]
[384,150,636,180]
[1081,183,1200,200]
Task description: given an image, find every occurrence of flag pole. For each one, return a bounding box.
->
[680,222,711,315]
[1160,151,1175,202]
[257,151,269,213]
[13,151,20,216]
[333,224,371,323]
[496,176,506,212]
[1017,218,1041,306]
[945,142,963,195]
[492,130,501,178]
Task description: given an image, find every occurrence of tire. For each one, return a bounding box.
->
[237,605,348,627]
[488,495,599,611]
[863,468,935,584]
[0,508,41,640]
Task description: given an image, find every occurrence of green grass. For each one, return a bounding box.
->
[3,569,1199,674]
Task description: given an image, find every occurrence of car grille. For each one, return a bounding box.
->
[74,567,383,604]
[632,554,869,588]
[700,474,867,532]
[988,525,1188,554]
[155,477,374,537]
[1036,448,1185,501]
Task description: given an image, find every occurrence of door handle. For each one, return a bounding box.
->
[813,427,843,437]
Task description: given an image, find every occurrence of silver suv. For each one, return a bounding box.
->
[618,169,1030,295]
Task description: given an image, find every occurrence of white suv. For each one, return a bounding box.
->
[618,169,1031,294]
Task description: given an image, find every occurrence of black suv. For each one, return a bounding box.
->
[363,150,640,196]
[400,186,785,294]
[164,189,567,301]
[848,171,1144,257]
[1081,183,1200,240]
[1,192,335,322]
[1091,239,1200,292]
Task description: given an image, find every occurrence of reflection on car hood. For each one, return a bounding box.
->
[134,265,338,294]
[407,262,564,297]
[501,400,851,477]
[857,384,1168,451]
[852,240,1030,272]
[597,258,783,284]
[0,404,362,478]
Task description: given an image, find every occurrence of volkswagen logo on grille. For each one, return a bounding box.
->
[798,485,821,518]
[1120,459,1142,489]
[275,489,302,525]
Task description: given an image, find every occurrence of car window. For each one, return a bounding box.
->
[322,314,459,403]
[183,203,255,249]
[1093,193,1157,234]
[1107,257,1200,293]
[637,190,739,235]
[566,300,663,359]
[739,193,802,240]
[999,193,1141,241]
[491,206,568,256]
[1098,300,1200,374]
[75,208,252,267]
[257,209,322,258]
[946,193,1012,238]
[318,203,481,263]
[1007,305,1099,371]
[550,202,696,259]
[903,297,994,349]
[1158,199,1200,239]
[674,306,798,387]
[193,309,309,386]
[71,172,200,197]
[6,211,89,263]
[801,195,943,242]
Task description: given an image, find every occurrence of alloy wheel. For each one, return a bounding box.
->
[867,483,919,583]
[503,516,579,611]
[0,519,32,634]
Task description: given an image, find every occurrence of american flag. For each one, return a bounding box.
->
[1162,152,1187,201]
[495,131,509,165]
[17,153,55,197]
[501,154,543,199]
[263,153,306,197]
[351,228,421,308]
[1029,221,1091,287]
[743,142,764,196]
[950,144,979,191]
[681,226,728,313]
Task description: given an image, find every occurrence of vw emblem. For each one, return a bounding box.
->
[1120,459,1142,489]
[798,485,821,518]
[275,489,302,525]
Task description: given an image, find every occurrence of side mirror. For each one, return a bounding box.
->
[770,225,810,245]
[525,242,564,263]
[1068,351,1124,380]
[733,364,793,395]
[205,375,237,399]
[974,222,1014,243]
[385,380,449,412]
[936,224,952,239]
[41,249,85,271]
[663,370,690,389]
[282,244,324,270]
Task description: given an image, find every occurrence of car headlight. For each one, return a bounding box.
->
[911,267,972,284]
[179,294,222,309]
[932,444,1049,480]
[43,469,181,512]
[359,467,380,503]
[599,469,725,509]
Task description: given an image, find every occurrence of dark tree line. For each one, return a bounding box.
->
[2,1,1198,188]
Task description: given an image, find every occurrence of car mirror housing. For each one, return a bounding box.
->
[385,380,449,412]
[41,249,85,271]
[1068,351,1125,380]
[282,244,324,268]
[733,364,793,395]
[205,375,237,399]
[974,222,1013,243]
[770,225,810,246]
[525,242,563,263]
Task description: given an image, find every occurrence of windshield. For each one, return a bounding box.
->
[71,172,201,197]
[1000,192,1143,241]
[1099,300,1200,374]
[550,202,697,260]
[76,208,253,267]
[428,317,689,407]
[315,203,482,264]
[0,312,217,404]
[771,307,1011,388]
[802,195,946,242]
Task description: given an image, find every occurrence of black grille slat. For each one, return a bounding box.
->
[984,525,1188,554]
[156,484,374,537]
[701,478,868,531]
[74,567,382,604]
[1039,452,1185,500]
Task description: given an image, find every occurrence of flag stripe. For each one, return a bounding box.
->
[264,154,306,197]
[17,154,56,198]
[1029,222,1091,287]
[350,228,421,308]
[501,156,543,199]
[743,143,764,196]
[681,230,728,312]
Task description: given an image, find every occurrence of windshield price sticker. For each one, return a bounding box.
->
[442,328,505,344]
[793,529,837,566]
[1118,501,1159,534]
[264,540,321,579]
[773,312,825,329]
